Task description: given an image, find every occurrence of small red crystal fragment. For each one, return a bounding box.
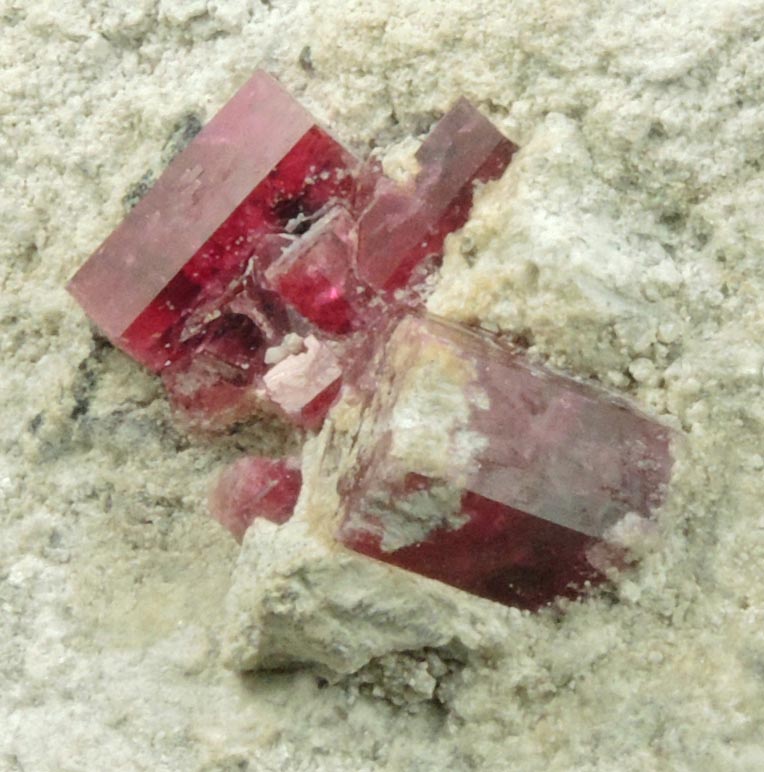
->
[335,315,675,610]
[265,207,363,335]
[263,335,343,427]
[209,456,301,542]
[299,377,343,430]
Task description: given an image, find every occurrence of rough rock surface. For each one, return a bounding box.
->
[3,1,764,770]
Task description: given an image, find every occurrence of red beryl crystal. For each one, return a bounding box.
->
[68,71,342,370]
[67,70,516,431]
[208,456,302,542]
[264,207,364,335]
[356,98,517,291]
[334,315,675,610]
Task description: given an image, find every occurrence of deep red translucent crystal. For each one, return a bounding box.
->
[264,207,364,335]
[120,125,358,373]
[67,70,515,431]
[346,486,604,611]
[66,70,679,610]
[356,98,517,291]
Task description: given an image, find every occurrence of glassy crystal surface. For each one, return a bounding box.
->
[264,207,365,335]
[69,72,317,365]
[67,71,516,430]
[334,315,675,609]
[121,123,355,373]
[356,98,517,291]
[263,335,343,429]
[209,456,302,542]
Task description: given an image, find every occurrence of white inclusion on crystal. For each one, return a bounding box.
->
[357,322,492,552]
[368,483,467,553]
[286,213,311,233]
[264,333,304,365]
[387,336,488,485]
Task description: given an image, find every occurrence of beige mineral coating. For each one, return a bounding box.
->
[385,317,489,484]
[3,2,764,771]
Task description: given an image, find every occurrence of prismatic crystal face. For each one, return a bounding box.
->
[68,70,676,610]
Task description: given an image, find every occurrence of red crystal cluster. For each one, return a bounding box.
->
[68,71,675,610]
[208,456,302,543]
[68,71,515,430]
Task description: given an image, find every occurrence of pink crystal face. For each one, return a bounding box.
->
[208,456,302,542]
[121,124,356,372]
[356,98,517,292]
[67,71,516,430]
[335,315,675,610]
[69,72,321,366]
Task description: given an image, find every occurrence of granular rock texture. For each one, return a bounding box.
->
[3,1,764,770]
